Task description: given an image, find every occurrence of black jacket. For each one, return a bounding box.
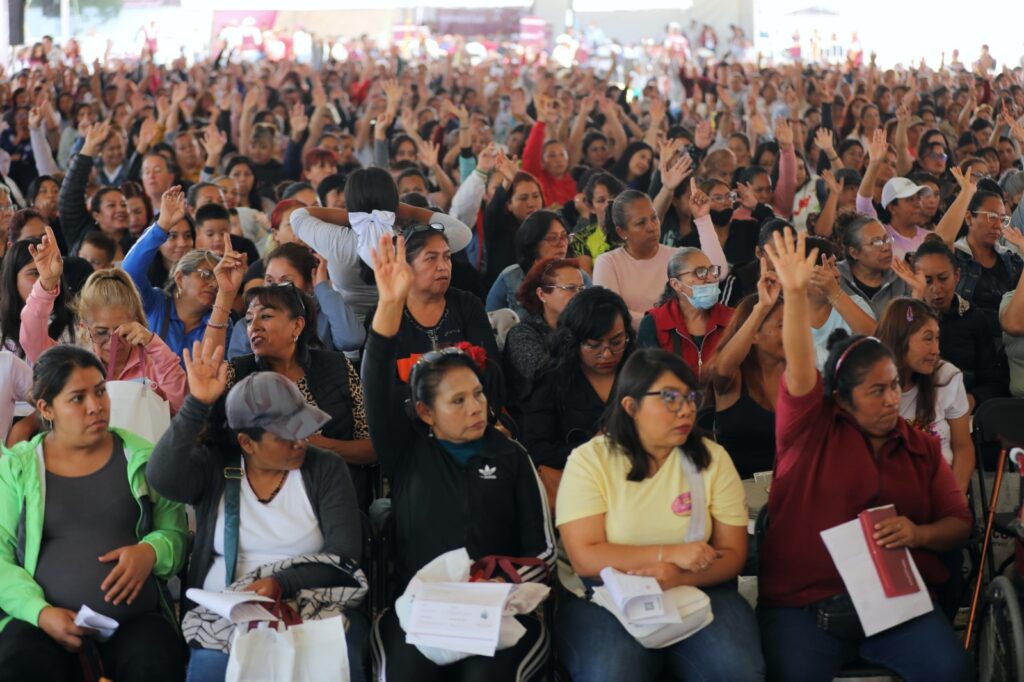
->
[939,294,1008,405]
[361,329,555,596]
[56,152,100,256]
[519,366,607,470]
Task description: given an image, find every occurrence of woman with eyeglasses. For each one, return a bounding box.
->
[555,348,764,681]
[952,190,1024,339]
[758,229,971,681]
[503,257,587,407]
[485,210,591,319]
[19,231,187,414]
[0,345,188,682]
[834,214,911,318]
[520,287,634,508]
[227,243,363,358]
[122,187,246,358]
[363,234,554,681]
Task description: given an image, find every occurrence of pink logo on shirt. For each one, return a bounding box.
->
[672,492,692,516]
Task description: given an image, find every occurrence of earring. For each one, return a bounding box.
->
[176,289,181,299]
[292,336,298,343]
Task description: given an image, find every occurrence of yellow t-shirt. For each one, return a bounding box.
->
[556,435,748,546]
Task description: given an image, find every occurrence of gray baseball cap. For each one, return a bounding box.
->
[225,372,331,441]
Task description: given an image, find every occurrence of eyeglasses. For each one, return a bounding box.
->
[709,191,738,204]
[864,235,894,249]
[541,232,569,245]
[541,283,587,294]
[268,281,307,314]
[927,152,948,163]
[189,268,215,280]
[402,222,446,241]
[672,265,721,280]
[973,210,1012,227]
[581,333,628,356]
[970,171,990,181]
[0,204,14,215]
[642,388,704,413]
[87,327,113,344]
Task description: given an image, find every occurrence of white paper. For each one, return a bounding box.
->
[599,567,670,622]
[186,588,277,623]
[405,581,512,657]
[820,519,934,637]
[74,605,118,642]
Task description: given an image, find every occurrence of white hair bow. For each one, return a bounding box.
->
[348,210,397,268]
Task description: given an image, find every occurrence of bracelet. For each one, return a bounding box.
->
[206,321,228,330]
[474,168,488,180]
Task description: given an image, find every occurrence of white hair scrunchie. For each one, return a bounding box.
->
[348,209,397,268]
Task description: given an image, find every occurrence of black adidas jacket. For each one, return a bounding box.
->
[362,329,555,596]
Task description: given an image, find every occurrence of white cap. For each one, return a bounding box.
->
[881,177,925,208]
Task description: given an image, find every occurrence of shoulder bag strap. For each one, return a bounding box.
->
[223,450,243,585]
[679,448,707,543]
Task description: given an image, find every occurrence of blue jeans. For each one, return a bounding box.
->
[758,605,974,682]
[186,610,371,682]
[555,584,765,681]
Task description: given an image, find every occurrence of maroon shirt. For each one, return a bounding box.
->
[758,372,971,608]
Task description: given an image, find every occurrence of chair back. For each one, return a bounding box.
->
[973,398,1024,449]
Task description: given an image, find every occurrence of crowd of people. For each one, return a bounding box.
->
[0,25,1022,682]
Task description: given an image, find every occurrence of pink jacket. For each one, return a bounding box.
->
[20,281,187,413]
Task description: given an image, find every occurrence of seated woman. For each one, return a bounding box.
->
[241,199,305,291]
[485,210,591,319]
[148,344,369,682]
[877,298,975,493]
[222,284,374,508]
[758,228,972,681]
[0,238,75,357]
[555,348,764,682]
[710,277,784,480]
[363,234,554,681]
[20,226,187,413]
[228,243,364,358]
[122,188,246,357]
[908,238,1005,407]
[593,190,680,330]
[502,257,586,407]
[953,190,1024,340]
[570,172,624,271]
[834,213,910,319]
[520,287,634,505]
[638,247,733,381]
[291,166,472,322]
[0,345,187,682]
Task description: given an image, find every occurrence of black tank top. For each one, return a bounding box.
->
[714,387,776,480]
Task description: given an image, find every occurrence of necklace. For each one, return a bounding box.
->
[248,469,288,504]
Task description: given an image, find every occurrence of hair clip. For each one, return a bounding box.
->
[906,307,915,323]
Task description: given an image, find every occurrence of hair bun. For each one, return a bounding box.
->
[826,328,851,351]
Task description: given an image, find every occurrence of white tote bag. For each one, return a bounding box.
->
[226,615,350,682]
[104,336,171,445]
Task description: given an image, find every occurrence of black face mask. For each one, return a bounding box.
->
[710,207,734,226]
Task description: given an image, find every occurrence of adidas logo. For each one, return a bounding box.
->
[478,465,497,480]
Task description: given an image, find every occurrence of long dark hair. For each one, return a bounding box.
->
[345,166,399,214]
[603,348,712,481]
[710,293,784,407]
[515,210,567,273]
[876,297,952,427]
[0,239,75,355]
[610,141,654,190]
[243,284,320,351]
[225,156,264,209]
[546,287,634,394]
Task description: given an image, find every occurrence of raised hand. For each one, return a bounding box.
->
[182,340,228,406]
[749,112,768,138]
[661,152,693,190]
[510,89,529,120]
[289,102,309,137]
[814,127,835,155]
[28,225,63,292]
[866,128,888,163]
[774,117,794,146]
[756,257,781,308]
[381,78,402,110]
[763,228,819,293]
[81,120,111,156]
[950,165,977,196]
[810,254,842,302]
[373,108,395,141]
[648,96,667,124]
[891,257,927,299]
[200,121,227,164]
[136,116,160,154]
[821,169,844,196]
[736,182,758,210]
[1002,226,1024,252]
[688,177,711,219]
[476,142,499,173]
[370,234,413,306]
[494,150,520,184]
[157,186,187,232]
[213,233,245,296]
[417,139,440,169]
[27,106,42,130]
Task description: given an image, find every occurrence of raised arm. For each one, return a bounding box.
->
[689,177,730,277]
[711,261,780,394]
[934,167,978,246]
[764,228,820,397]
[893,104,914,177]
[857,129,888,207]
[814,170,843,238]
[773,119,798,219]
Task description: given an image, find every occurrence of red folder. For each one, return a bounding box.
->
[857,505,922,598]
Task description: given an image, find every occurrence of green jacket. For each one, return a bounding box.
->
[0,428,188,632]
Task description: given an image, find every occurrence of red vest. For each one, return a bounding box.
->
[647,298,733,377]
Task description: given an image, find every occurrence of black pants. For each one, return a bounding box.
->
[371,607,547,682]
[0,611,185,682]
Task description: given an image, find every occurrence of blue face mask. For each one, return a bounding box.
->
[683,282,720,310]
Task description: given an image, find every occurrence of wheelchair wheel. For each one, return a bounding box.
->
[978,576,1024,682]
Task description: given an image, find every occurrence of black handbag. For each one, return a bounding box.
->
[807,593,865,642]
